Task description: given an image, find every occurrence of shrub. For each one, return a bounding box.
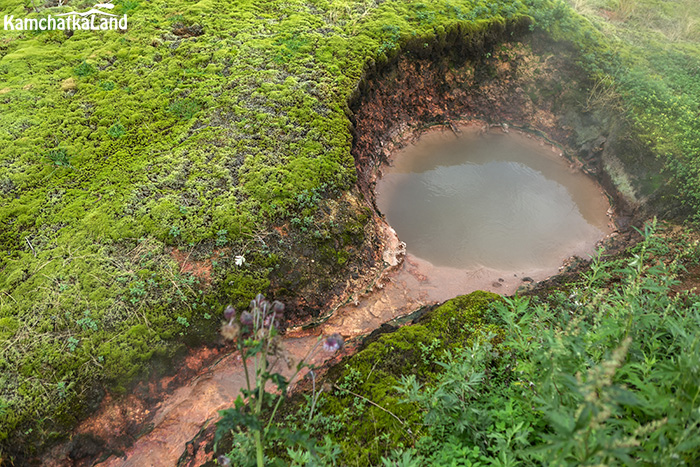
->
[385,221,700,465]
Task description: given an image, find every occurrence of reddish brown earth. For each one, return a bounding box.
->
[170,248,218,285]
[350,38,635,226]
[41,344,229,466]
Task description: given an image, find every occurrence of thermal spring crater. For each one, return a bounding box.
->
[375,124,613,295]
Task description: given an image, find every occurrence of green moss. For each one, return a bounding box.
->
[3,0,697,458]
[318,291,502,465]
[222,271,272,311]
[0,317,19,340]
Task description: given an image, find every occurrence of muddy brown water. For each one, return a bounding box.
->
[55,125,612,467]
[376,125,612,271]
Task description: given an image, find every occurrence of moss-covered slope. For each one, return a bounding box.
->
[282,291,502,466]
[0,0,532,456]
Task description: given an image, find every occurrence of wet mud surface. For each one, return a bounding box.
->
[376,124,613,271]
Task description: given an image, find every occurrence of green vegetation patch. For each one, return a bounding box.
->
[532,0,700,216]
[264,223,700,466]
[0,0,534,456]
[4,0,700,460]
[311,291,502,465]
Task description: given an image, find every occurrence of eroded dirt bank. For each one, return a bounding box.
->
[350,30,661,224]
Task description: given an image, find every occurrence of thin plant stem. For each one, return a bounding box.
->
[254,354,267,466]
[264,363,305,434]
[254,430,264,467]
[333,384,414,439]
[308,370,317,423]
[241,343,252,396]
[264,387,288,435]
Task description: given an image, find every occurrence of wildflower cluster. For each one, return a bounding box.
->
[216,294,344,467]
[220,294,285,345]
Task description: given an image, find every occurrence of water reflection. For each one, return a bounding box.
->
[376,131,610,270]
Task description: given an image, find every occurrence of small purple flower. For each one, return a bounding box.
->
[251,294,270,315]
[253,293,266,309]
[223,305,235,321]
[323,333,344,352]
[263,314,278,329]
[240,310,253,326]
[272,300,285,314]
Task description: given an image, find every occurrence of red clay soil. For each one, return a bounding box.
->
[40,344,231,467]
[170,248,217,285]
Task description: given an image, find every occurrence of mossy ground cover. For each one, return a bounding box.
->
[0,0,535,458]
[2,0,700,462]
[317,291,502,465]
[265,291,503,466]
[207,2,700,465]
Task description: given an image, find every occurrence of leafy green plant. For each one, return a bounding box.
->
[98,80,116,91]
[216,295,345,467]
[216,229,229,246]
[168,99,200,120]
[76,311,98,331]
[119,0,139,13]
[385,221,700,465]
[44,148,71,167]
[491,224,700,465]
[107,122,126,139]
[417,338,441,365]
[73,61,95,77]
[66,337,79,352]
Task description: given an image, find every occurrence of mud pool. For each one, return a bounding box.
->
[376,126,612,274]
